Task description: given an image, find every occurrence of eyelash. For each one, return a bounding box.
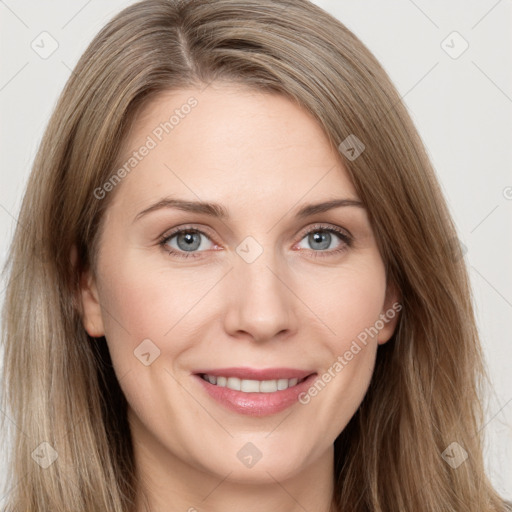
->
[158,223,353,260]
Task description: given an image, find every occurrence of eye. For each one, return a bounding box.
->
[158,223,353,260]
[159,227,216,259]
[295,224,352,257]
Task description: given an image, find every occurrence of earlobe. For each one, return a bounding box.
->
[377,280,402,345]
[79,266,105,338]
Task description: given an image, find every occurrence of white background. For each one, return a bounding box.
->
[1,0,511,502]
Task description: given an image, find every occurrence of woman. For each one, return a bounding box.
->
[1,0,510,510]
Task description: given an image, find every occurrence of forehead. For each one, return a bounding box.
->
[109,83,358,217]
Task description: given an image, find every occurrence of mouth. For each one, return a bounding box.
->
[192,367,318,416]
[198,373,309,393]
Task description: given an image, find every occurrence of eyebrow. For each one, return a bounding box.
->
[133,197,365,223]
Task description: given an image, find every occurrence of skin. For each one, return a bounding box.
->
[80,82,400,512]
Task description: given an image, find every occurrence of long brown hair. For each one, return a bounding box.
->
[1,0,510,510]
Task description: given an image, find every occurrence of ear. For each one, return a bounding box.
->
[377,279,402,345]
[71,245,105,338]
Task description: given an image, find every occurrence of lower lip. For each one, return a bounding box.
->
[193,373,318,417]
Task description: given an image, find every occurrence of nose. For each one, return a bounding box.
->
[222,247,299,343]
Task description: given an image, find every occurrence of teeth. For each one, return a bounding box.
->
[201,374,303,393]
[240,379,260,392]
[277,378,289,390]
[227,377,241,391]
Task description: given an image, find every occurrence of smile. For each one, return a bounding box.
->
[193,368,318,416]
[199,374,308,393]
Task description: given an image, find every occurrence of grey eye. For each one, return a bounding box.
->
[307,231,332,250]
[297,229,344,251]
[165,230,214,253]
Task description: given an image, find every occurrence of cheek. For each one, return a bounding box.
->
[298,258,386,401]
[96,251,223,369]
[303,258,387,345]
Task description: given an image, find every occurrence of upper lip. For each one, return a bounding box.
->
[194,367,316,380]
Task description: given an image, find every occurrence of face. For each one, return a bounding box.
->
[80,82,400,487]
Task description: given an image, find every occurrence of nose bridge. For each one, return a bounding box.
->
[222,236,297,341]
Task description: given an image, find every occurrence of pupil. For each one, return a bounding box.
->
[178,232,200,251]
[310,231,330,250]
